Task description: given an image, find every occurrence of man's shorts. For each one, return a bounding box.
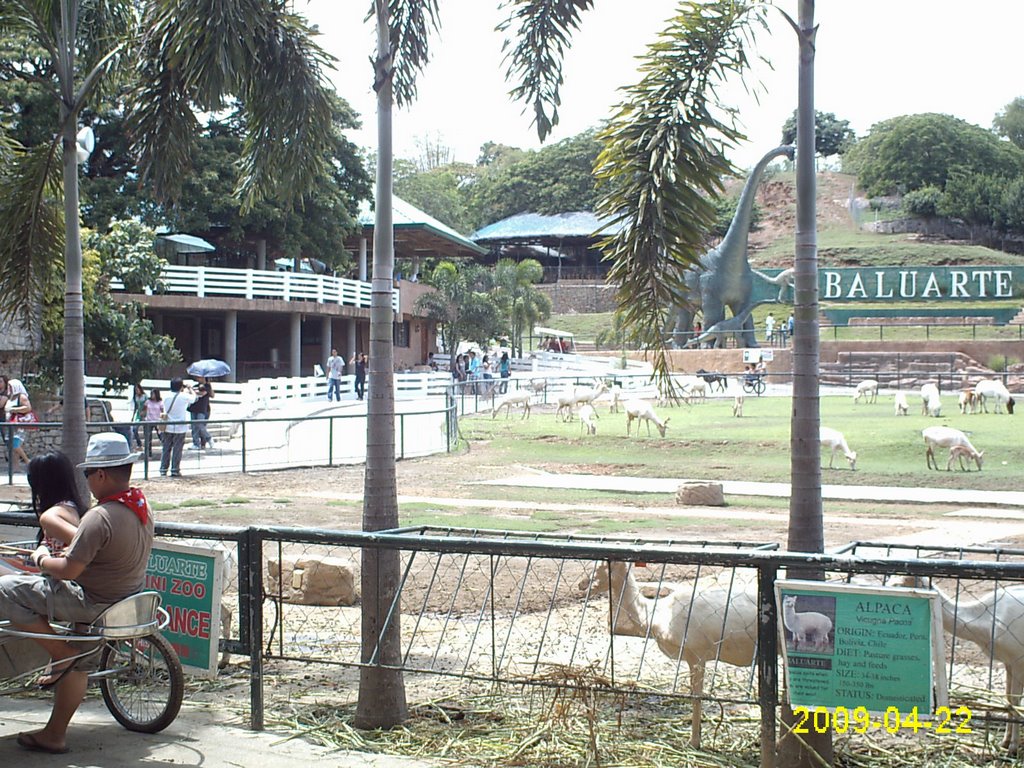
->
[0,573,107,626]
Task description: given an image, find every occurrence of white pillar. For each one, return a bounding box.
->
[256,238,267,271]
[290,313,302,378]
[321,316,332,367]
[225,311,238,383]
[358,237,368,282]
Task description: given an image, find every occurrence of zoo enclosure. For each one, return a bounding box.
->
[4,511,1021,764]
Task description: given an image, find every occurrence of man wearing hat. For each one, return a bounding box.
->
[0,433,154,754]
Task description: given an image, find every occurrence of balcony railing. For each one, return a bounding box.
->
[110,265,400,312]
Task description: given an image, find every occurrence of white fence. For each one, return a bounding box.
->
[110,264,400,312]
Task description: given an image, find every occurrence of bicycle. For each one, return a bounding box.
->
[0,569,183,734]
[742,374,766,396]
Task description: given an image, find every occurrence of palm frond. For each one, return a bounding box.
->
[387,0,440,107]
[0,137,64,326]
[594,0,770,380]
[498,0,593,141]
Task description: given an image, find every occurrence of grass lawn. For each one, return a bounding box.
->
[462,394,1023,492]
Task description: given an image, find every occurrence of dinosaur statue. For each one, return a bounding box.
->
[667,145,795,348]
[752,267,795,303]
[684,300,773,349]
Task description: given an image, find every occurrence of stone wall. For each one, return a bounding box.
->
[537,281,616,314]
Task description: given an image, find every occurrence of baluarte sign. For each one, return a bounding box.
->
[819,267,1018,301]
[146,541,224,677]
[776,580,947,713]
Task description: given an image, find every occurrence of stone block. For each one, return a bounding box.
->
[265,555,358,606]
[675,482,725,507]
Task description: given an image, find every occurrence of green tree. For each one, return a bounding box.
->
[843,113,1024,197]
[362,0,589,726]
[901,185,943,218]
[414,261,500,360]
[490,258,551,357]
[780,109,854,157]
[0,0,335,473]
[394,158,478,233]
[994,96,1024,150]
[471,129,602,225]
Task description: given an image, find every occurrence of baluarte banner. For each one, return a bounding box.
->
[757,266,1023,302]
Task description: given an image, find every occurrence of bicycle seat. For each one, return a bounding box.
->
[88,592,163,639]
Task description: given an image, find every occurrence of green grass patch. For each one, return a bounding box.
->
[179,498,217,508]
[150,502,178,511]
[223,496,249,505]
[461,395,1024,492]
[271,498,292,505]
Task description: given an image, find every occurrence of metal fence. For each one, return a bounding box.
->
[3,514,1024,760]
[1,396,457,484]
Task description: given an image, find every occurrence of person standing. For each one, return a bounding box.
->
[787,313,795,343]
[326,348,344,401]
[160,378,195,477]
[143,389,163,459]
[188,376,214,450]
[4,377,33,471]
[352,353,367,400]
[129,384,147,451]
[498,352,511,394]
[765,313,776,343]
[0,432,153,755]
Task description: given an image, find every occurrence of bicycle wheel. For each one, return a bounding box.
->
[754,378,766,396]
[99,632,183,733]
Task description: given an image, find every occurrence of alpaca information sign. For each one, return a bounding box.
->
[776,580,947,715]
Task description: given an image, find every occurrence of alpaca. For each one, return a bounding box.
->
[781,595,832,652]
[579,561,757,748]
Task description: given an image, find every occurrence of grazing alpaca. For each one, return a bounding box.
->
[579,562,757,749]
[852,379,878,404]
[781,595,832,652]
[624,400,670,437]
[578,403,598,435]
[819,426,857,470]
[922,426,983,471]
[491,391,532,420]
[894,391,910,416]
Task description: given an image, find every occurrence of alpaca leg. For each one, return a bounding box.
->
[1004,666,1021,752]
[690,661,705,749]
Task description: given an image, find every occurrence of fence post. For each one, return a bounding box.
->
[240,527,264,730]
[241,421,247,473]
[399,413,405,460]
[757,564,778,768]
[328,417,334,467]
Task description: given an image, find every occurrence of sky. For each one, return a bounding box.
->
[299,1,1024,171]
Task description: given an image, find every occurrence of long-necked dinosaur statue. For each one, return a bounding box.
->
[667,145,795,348]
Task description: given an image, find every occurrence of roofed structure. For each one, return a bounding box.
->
[349,196,486,260]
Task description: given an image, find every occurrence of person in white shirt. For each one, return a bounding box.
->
[765,313,776,342]
[326,348,344,401]
[159,378,196,477]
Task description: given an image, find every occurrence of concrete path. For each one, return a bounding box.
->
[0,696,435,767]
[473,470,1024,507]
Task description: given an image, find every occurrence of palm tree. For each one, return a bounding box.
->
[358,0,591,727]
[490,258,550,357]
[414,261,498,359]
[0,1,334,469]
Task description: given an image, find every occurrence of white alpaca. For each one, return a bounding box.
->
[920,383,941,416]
[894,391,909,416]
[554,391,576,422]
[607,388,624,414]
[852,379,878,404]
[922,426,983,471]
[491,391,532,420]
[579,562,757,749]
[732,394,744,418]
[782,595,833,652]
[976,379,1016,414]
[624,399,670,437]
[896,577,1024,752]
[820,426,857,470]
[948,444,981,472]
[573,381,608,408]
[578,404,598,435]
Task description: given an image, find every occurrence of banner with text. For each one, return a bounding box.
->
[776,580,947,714]
[755,266,1023,302]
[146,542,225,677]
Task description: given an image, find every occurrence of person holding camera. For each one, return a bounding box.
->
[159,378,195,477]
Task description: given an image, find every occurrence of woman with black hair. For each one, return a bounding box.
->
[0,452,83,574]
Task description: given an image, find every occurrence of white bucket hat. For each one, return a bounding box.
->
[77,432,141,469]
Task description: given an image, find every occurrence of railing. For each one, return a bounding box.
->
[1,397,457,484]
[822,321,1024,342]
[110,264,400,312]
[3,510,1019,762]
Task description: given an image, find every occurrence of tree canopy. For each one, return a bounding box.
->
[780,109,854,158]
[843,113,1024,197]
[994,96,1024,151]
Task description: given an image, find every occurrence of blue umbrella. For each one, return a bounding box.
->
[187,359,231,378]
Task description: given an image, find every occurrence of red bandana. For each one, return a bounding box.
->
[99,487,150,525]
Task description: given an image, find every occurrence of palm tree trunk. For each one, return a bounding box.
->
[780,2,832,766]
[61,110,87,474]
[354,0,407,729]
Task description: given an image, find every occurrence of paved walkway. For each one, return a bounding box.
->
[0,696,436,767]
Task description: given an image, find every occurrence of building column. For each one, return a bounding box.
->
[321,316,332,370]
[225,311,238,383]
[290,313,302,378]
[358,237,368,282]
[347,320,357,374]
[192,317,202,362]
